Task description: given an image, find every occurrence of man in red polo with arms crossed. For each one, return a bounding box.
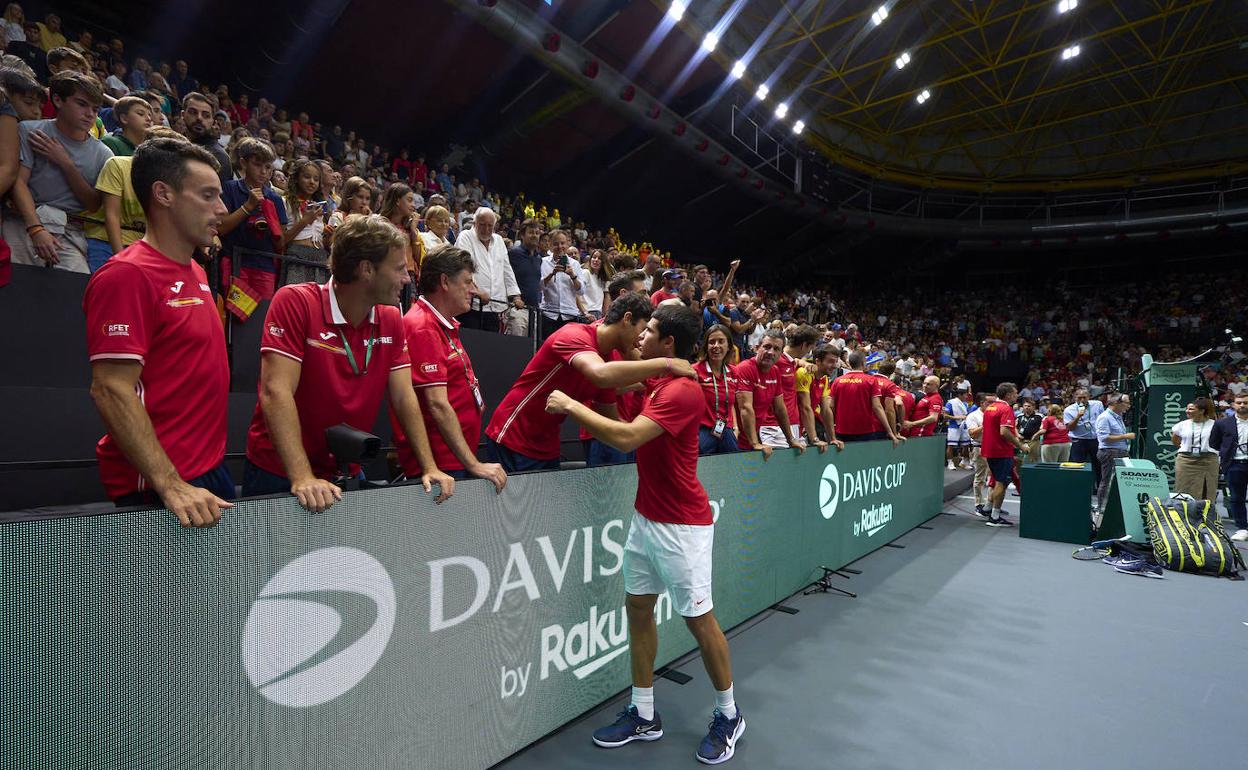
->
[546,304,746,765]
[903,375,944,438]
[392,244,506,490]
[735,329,803,458]
[243,215,454,511]
[85,136,233,526]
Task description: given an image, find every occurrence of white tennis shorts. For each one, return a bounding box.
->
[759,424,796,448]
[624,513,714,618]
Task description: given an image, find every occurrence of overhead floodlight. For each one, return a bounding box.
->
[894,51,911,70]
[667,0,686,21]
[756,83,769,100]
[701,31,719,52]
[775,101,789,119]
[730,60,746,79]
[871,5,889,26]
[1057,0,1078,13]
[1060,43,1081,60]
[916,88,931,104]
[793,120,805,135]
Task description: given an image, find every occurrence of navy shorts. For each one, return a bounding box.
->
[987,456,1015,485]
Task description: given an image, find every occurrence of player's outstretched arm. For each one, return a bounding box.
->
[546,389,664,453]
[570,352,695,390]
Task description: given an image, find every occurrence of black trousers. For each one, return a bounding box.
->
[457,309,502,333]
[1069,437,1101,492]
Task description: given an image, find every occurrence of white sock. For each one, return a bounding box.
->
[631,686,654,721]
[993,507,1003,517]
[715,684,737,719]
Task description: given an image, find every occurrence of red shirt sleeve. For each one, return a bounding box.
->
[408,328,446,386]
[84,262,155,363]
[259,286,308,363]
[1001,407,1017,431]
[642,379,700,436]
[383,308,410,371]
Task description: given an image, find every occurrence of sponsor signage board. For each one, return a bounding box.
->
[1,438,944,769]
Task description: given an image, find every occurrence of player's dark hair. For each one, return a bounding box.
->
[996,382,1018,399]
[605,290,652,326]
[786,324,819,348]
[606,269,645,300]
[812,344,837,362]
[131,136,220,213]
[653,304,703,360]
[846,350,866,370]
[330,214,407,284]
[418,245,475,295]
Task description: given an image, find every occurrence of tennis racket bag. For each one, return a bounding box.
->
[1144,496,1245,578]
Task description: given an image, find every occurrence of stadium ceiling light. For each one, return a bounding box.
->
[702,31,719,52]
[793,120,805,135]
[667,0,686,21]
[775,101,789,119]
[730,60,746,79]
[894,51,911,70]
[756,83,769,100]
[1057,0,1078,13]
[870,5,889,26]
[1060,43,1081,60]
[915,88,931,104]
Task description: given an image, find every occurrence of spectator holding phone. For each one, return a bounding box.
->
[282,158,328,282]
[538,228,585,341]
[216,137,286,297]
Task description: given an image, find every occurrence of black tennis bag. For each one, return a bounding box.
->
[1144,496,1245,579]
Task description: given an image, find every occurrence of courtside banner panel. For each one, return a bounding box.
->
[0,438,944,769]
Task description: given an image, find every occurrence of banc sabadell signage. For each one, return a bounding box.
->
[2,439,943,770]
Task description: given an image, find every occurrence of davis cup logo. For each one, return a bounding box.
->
[242,547,395,708]
[819,462,840,519]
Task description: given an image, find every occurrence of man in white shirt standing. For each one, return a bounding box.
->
[454,206,521,332]
[965,393,992,517]
[538,228,586,343]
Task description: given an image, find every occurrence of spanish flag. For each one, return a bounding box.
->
[225,276,261,322]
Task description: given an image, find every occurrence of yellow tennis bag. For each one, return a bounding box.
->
[1144,496,1245,579]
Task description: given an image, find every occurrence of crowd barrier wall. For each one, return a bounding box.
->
[1,437,944,769]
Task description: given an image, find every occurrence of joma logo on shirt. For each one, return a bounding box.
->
[104,323,130,336]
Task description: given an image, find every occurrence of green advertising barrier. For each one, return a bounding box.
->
[1141,359,1197,484]
[1097,458,1170,542]
[1,437,944,770]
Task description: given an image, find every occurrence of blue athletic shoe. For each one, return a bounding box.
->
[696,708,745,764]
[1113,558,1164,579]
[592,706,663,748]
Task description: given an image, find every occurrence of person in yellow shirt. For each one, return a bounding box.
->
[83,127,180,271]
[795,345,844,448]
[36,13,67,51]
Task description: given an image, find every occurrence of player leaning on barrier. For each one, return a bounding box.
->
[242,214,455,512]
[391,245,507,492]
[546,304,746,765]
[83,136,233,526]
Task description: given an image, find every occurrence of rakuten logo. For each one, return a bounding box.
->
[540,595,673,681]
[241,547,396,708]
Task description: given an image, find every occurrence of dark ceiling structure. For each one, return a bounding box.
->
[62,0,1248,275]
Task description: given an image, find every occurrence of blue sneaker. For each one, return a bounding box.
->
[592,706,663,748]
[1113,558,1164,579]
[696,708,745,764]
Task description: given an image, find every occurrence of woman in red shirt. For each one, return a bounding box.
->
[694,325,740,455]
[1038,403,1072,462]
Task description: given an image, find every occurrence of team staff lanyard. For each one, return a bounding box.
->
[1187,421,1210,455]
[709,365,728,418]
[438,324,484,409]
[338,323,375,376]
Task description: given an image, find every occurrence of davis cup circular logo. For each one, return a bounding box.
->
[242,547,396,708]
[819,462,840,519]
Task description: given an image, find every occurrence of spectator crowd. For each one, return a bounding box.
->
[3,4,1246,534]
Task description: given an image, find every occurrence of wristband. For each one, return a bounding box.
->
[26,225,45,236]
[25,223,44,233]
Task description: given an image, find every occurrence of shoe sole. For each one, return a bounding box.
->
[985,520,1014,528]
[1113,566,1164,579]
[696,717,745,765]
[593,729,663,748]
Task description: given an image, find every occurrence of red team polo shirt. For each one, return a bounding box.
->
[246,282,410,479]
[775,354,799,428]
[83,241,228,499]
[734,356,783,448]
[979,400,1017,458]
[830,372,885,435]
[635,375,713,526]
[896,388,916,433]
[908,392,944,437]
[485,322,616,460]
[693,360,738,430]
[393,297,481,475]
